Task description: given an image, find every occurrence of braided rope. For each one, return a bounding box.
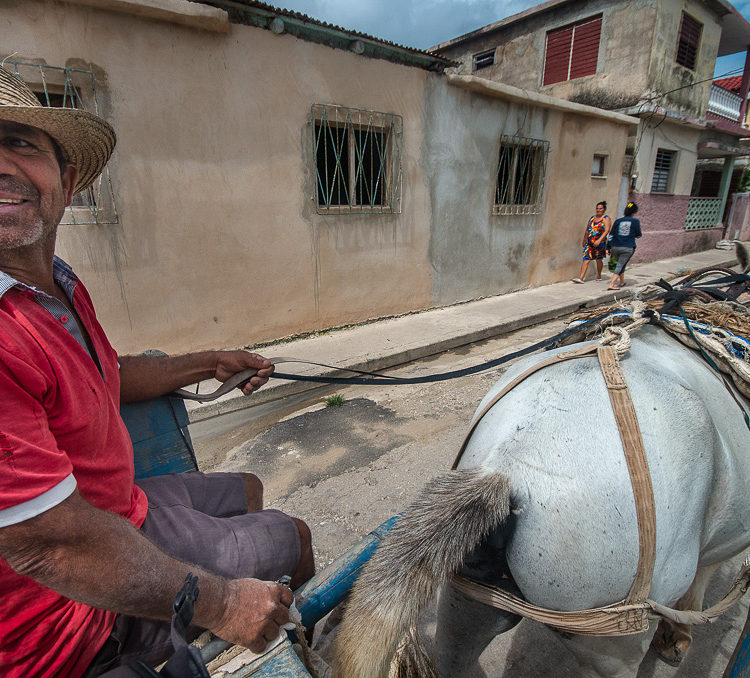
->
[656,315,750,399]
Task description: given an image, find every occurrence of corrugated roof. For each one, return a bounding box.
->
[191,0,455,71]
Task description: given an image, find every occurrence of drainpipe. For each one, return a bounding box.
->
[718,155,736,234]
[739,47,750,125]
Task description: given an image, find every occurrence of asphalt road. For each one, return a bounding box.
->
[192,318,750,678]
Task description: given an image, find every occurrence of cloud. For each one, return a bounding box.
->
[278,0,539,49]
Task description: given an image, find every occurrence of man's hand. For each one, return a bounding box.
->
[0,491,294,655]
[210,579,293,652]
[119,350,275,402]
[214,351,274,395]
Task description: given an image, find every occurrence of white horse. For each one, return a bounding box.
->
[334,316,750,677]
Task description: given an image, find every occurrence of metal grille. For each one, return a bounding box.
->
[493,136,549,215]
[651,149,676,193]
[473,49,496,71]
[676,12,701,70]
[5,60,118,225]
[685,197,722,230]
[311,104,402,214]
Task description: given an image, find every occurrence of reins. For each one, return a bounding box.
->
[172,311,616,401]
[174,271,750,403]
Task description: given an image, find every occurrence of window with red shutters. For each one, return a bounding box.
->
[676,12,702,70]
[543,15,602,86]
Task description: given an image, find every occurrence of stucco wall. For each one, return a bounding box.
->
[648,0,721,118]
[629,192,722,260]
[437,0,655,107]
[5,0,633,355]
[633,119,698,196]
[7,0,437,354]
[728,193,750,240]
[422,80,629,300]
[437,0,720,117]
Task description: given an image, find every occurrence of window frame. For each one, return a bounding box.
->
[651,148,677,194]
[310,104,403,215]
[493,135,549,216]
[542,14,602,87]
[473,48,496,71]
[592,154,607,178]
[675,12,702,71]
[6,60,118,225]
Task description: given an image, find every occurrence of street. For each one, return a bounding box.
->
[192,318,749,677]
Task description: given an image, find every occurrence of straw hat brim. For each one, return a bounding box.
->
[0,105,116,194]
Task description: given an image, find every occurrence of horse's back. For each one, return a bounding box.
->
[459,325,750,610]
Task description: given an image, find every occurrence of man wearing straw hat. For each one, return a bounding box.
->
[0,66,314,677]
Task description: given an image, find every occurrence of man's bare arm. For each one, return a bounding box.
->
[118,351,274,403]
[0,491,292,652]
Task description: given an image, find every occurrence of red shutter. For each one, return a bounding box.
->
[569,16,601,80]
[543,25,573,86]
[676,13,701,70]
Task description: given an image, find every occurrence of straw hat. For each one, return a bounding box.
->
[0,66,115,194]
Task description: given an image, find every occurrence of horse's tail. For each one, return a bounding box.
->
[737,240,749,273]
[333,468,511,678]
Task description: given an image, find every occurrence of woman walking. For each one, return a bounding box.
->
[607,201,642,290]
[572,201,611,283]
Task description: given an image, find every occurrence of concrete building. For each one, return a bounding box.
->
[433,0,750,261]
[4,0,635,354]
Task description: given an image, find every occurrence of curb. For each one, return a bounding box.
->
[185,251,738,424]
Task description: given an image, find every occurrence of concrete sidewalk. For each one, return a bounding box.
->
[185,246,740,424]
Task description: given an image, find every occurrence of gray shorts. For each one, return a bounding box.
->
[611,246,634,275]
[83,472,300,675]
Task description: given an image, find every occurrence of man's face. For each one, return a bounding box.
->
[0,120,78,250]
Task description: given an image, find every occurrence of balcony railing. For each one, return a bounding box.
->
[707,84,744,122]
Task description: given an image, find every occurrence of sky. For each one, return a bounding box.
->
[277,0,750,78]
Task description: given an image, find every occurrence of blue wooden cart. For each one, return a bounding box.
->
[121,394,397,676]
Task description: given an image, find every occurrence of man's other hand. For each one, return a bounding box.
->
[212,579,293,652]
[214,351,274,395]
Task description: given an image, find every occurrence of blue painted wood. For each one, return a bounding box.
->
[725,609,750,677]
[296,515,399,629]
[244,639,310,677]
[120,396,198,478]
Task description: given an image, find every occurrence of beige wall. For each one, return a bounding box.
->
[7,0,435,354]
[531,113,629,285]
[648,0,722,118]
[437,0,656,106]
[5,1,634,356]
[633,119,698,195]
[437,0,721,117]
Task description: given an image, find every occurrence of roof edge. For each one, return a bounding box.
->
[192,0,457,71]
[430,0,571,53]
[446,73,640,125]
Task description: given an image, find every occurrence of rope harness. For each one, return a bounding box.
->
[450,313,750,637]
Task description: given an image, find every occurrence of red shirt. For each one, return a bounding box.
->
[0,261,148,677]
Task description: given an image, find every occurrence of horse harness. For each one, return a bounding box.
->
[449,338,750,637]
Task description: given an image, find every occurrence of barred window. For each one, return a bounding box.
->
[676,12,702,71]
[651,149,676,193]
[473,49,496,71]
[493,136,549,215]
[311,104,402,214]
[6,60,118,225]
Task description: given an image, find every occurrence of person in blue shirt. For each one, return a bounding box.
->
[607,202,642,290]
